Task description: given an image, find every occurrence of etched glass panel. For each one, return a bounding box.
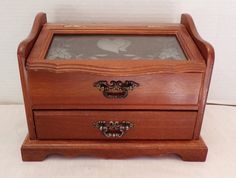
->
[46,35,187,60]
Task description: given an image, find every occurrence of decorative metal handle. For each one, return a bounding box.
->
[94,121,134,138]
[93,80,139,99]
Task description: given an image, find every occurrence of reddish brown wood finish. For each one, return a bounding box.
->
[21,135,208,161]
[34,110,197,140]
[17,12,47,139]
[28,71,202,108]
[181,14,215,139]
[18,12,214,161]
[26,19,206,75]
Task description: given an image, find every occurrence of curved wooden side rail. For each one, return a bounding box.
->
[181,14,215,63]
[17,12,47,139]
[21,135,208,161]
[17,12,47,60]
[181,14,215,138]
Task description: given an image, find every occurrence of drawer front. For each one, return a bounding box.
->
[29,71,202,109]
[34,110,197,140]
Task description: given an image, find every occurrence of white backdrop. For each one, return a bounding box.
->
[0,0,236,104]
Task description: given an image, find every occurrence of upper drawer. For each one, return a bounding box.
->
[34,110,197,140]
[28,71,202,109]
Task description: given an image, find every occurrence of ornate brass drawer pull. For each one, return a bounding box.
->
[93,80,139,99]
[94,121,134,138]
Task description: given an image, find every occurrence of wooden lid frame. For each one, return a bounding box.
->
[19,13,208,75]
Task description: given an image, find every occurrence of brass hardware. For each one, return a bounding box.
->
[94,121,134,138]
[93,80,139,99]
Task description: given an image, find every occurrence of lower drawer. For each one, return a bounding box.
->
[34,110,197,140]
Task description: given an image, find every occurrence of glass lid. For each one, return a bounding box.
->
[46,35,187,60]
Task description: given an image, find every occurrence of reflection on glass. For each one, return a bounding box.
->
[46,35,187,60]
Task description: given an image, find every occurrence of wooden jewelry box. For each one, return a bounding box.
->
[18,12,214,161]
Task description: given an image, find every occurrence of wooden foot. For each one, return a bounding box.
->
[21,135,207,161]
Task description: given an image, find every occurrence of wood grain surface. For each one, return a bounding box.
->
[17,12,47,139]
[18,13,214,161]
[34,110,197,140]
[181,14,215,139]
[21,135,208,161]
[28,71,202,108]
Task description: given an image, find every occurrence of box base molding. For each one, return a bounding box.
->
[21,135,208,162]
